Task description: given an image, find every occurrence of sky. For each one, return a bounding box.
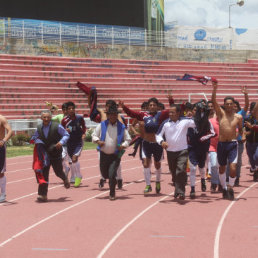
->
[164,0,257,29]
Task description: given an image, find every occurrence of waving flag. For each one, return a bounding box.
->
[177,74,217,85]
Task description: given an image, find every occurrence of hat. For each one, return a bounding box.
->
[106,105,119,114]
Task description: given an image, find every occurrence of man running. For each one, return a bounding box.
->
[212,81,243,200]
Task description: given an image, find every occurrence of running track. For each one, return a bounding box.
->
[1,148,257,258]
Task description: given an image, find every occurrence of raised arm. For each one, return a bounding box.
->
[119,101,145,121]
[211,81,222,118]
[240,86,249,112]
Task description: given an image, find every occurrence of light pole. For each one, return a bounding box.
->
[229,0,244,28]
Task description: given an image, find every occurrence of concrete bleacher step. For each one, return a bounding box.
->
[0,54,257,120]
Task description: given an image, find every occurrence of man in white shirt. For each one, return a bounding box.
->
[92,105,131,200]
[156,104,196,200]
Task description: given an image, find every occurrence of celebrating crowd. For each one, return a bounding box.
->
[0,81,257,203]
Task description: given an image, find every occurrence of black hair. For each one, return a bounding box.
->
[194,101,210,134]
[66,101,76,108]
[207,100,213,105]
[170,104,181,113]
[158,102,165,110]
[184,102,193,110]
[250,102,256,112]
[62,102,68,110]
[147,97,159,106]
[234,100,241,112]
[141,101,148,109]
[224,96,234,104]
[105,99,117,107]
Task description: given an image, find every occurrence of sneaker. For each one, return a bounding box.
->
[201,178,206,192]
[234,178,240,187]
[179,193,185,200]
[222,189,228,199]
[99,178,105,189]
[144,185,152,194]
[37,195,47,202]
[228,187,234,200]
[109,194,116,201]
[253,171,258,182]
[155,181,161,194]
[64,178,70,189]
[117,179,123,189]
[210,184,217,193]
[0,194,6,203]
[70,177,75,183]
[190,186,195,199]
[74,177,82,188]
[218,184,223,193]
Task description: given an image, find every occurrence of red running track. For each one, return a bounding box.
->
[0,148,257,258]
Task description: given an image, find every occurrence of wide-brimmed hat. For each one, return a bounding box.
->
[106,105,119,114]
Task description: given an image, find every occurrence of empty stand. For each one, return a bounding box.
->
[0,54,257,120]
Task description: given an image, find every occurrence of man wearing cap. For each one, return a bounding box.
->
[92,105,131,200]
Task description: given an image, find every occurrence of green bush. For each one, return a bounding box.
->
[12,133,31,146]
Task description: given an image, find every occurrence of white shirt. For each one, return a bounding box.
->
[92,121,131,154]
[156,118,196,152]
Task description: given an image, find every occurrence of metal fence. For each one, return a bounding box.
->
[0,17,174,49]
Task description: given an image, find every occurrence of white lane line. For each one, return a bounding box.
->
[97,179,201,258]
[1,166,143,206]
[0,179,144,248]
[7,158,138,184]
[97,191,174,258]
[214,182,257,258]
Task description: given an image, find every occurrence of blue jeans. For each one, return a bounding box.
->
[209,152,219,184]
[226,141,244,179]
[246,142,258,169]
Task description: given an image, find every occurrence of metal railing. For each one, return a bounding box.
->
[0,18,172,48]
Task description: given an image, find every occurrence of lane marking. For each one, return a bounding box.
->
[214,182,257,258]
[1,166,143,205]
[0,178,144,248]
[96,179,200,258]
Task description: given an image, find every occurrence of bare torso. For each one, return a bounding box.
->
[218,111,242,141]
[0,116,6,140]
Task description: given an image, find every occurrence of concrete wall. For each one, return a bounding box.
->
[1,38,258,63]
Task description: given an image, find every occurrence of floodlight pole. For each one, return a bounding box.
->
[229,1,244,28]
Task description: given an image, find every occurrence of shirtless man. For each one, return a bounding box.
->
[0,115,13,202]
[212,82,243,200]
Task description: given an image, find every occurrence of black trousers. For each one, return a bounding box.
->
[167,149,188,194]
[38,158,66,196]
[99,151,121,196]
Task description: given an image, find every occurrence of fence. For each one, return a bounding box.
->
[0,17,169,49]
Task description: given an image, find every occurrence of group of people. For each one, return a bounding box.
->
[0,81,257,202]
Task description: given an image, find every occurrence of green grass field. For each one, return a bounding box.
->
[6,142,97,158]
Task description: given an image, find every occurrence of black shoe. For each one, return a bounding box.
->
[109,194,116,201]
[253,172,258,182]
[218,184,223,193]
[64,178,70,189]
[234,178,240,187]
[179,193,185,200]
[117,179,123,189]
[228,187,234,200]
[174,192,179,199]
[222,189,228,199]
[210,184,217,193]
[201,179,206,192]
[99,178,105,189]
[190,186,195,199]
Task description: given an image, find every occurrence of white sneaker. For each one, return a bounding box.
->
[0,194,6,203]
